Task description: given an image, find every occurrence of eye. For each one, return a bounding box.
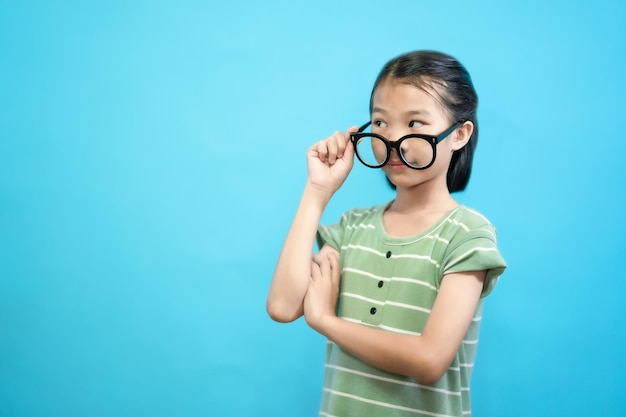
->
[373,120,387,128]
[408,120,424,128]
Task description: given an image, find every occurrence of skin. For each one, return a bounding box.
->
[266,78,486,385]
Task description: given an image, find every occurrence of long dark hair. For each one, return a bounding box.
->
[370,50,479,192]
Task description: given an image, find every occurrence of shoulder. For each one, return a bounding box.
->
[317,203,387,249]
[452,206,495,226]
[442,206,498,243]
[441,207,507,294]
[338,203,387,225]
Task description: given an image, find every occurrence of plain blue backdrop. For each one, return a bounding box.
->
[1,1,625,416]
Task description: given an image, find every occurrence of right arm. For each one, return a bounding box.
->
[266,127,358,323]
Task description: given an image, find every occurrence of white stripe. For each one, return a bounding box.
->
[342,294,432,314]
[391,277,438,291]
[463,206,491,225]
[342,244,441,268]
[342,292,386,306]
[386,300,431,314]
[448,218,469,232]
[462,339,479,345]
[349,207,379,218]
[325,364,462,396]
[343,268,437,292]
[342,244,387,257]
[444,247,498,272]
[394,252,441,268]
[343,267,389,282]
[346,223,376,230]
[385,208,464,245]
[377,324,422,336]
[326,340,462,373]
[323,388,458,417]
[425,234,450,245]
[338,317,423,336]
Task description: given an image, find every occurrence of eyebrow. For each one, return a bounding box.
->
[371,107,432,117]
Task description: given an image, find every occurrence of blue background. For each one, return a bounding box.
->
[1,1,625,416]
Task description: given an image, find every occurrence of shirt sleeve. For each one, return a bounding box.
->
[316,212,348,251]
[441,225,507,297]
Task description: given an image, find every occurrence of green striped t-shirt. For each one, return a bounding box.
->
[316,203,507,417]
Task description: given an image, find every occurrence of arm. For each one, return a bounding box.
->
[265,188,335,323]
[266,127,358,323]
[305,252,486,384]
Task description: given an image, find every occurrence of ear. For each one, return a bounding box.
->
[451,121,474,151]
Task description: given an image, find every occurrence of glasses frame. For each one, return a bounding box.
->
[350,121,464,170]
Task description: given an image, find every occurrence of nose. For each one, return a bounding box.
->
[386,127,405,143]
[388,141,404,160]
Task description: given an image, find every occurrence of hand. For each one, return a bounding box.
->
[304,251,341,333]
[306,127,359,196]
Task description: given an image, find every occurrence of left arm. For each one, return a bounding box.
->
[305,252,485,385]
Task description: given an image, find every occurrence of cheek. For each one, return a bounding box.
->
[433,145,455,169]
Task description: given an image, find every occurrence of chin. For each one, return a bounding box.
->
[384,176,397,190]
[385,172,437,191]
[384,175,419,190]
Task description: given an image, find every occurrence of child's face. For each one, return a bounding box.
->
[370,78,464,188]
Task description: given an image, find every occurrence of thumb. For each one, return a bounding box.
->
[344,126,359,158]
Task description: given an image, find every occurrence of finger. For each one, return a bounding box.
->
[327,252,341,286]
[310,259,321,281]
[327,249,340,266]
[326,132,340,165]
[312,253,322,266]
[318,252,332,280]
[313,140,328,163]
[334,131,349,161]
[344,128,358,159]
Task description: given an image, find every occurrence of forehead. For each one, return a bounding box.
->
[371,78,448,118]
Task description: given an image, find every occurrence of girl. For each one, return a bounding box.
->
[266,50,507,417]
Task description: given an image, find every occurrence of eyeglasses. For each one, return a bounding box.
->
[350,121,464,170]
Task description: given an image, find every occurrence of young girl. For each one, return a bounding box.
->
[266,50,507,417]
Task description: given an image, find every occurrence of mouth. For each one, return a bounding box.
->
[386,161,407,170]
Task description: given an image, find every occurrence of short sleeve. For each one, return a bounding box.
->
[316,214,346,252]
[442,226,507,297]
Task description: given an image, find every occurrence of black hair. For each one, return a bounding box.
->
[369,50,479,193]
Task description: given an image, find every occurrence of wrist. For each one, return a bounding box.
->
[310,313,339,338]
[302,182,334,206]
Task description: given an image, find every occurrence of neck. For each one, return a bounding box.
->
[389,178,457,214]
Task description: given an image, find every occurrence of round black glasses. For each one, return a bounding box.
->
[350,121,464,170]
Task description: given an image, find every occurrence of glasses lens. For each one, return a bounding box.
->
[399,137,434,168]
[354,135,388,167]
